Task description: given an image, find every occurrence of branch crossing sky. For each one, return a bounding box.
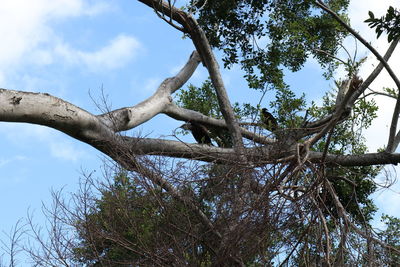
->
[0,1,399,263]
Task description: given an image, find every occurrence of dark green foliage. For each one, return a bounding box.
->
[309,87,379,224]
[176,79,235,147]
[73,172,214,266]
[189,0,350,88]
[177,80,222,119]
[377,215,400,265]
[365,6,400,42]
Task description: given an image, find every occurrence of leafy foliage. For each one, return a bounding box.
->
[73,172,214,266]
[365,6,400,42]
[177,79,223,119]
[376,215,400,265]
[309,85,379,223]
[189,0,350,89]
[27,1,399,265]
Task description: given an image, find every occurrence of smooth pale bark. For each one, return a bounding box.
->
[2,88,397,167]
[0,6,400,170]
[2,2,400,262]
[98,51,201,131]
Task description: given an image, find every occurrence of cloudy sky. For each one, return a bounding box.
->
[0,0,399,263]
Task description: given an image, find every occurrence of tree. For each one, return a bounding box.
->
[2,0,400,265]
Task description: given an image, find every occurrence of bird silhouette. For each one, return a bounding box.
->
[260,108,278,131]
[180,122,213,145]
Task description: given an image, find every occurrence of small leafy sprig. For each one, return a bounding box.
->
[365,6,400,42]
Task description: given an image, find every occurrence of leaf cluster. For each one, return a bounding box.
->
[309,88,379,223]
[190,0,350,89]
[365,6,400,42]
[73,172,214,266]
[376,215,400,265]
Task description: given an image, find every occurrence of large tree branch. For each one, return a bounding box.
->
[138,0,246,155]
[123,136,400,167]
[98,51,201,132]
[0,90,273,164]
[310,151,400,166]
[0,89,111,143]
[315,1,400,152]
[124,137,282,164]
[387,80,400,152]
[164,103,275,145]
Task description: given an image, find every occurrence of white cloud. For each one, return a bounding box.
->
[0,155,27,168]
[0,0,114,80]
[50,141,88,162]
[54,35,141,72]
[0,123,88,162]
[345,2,400,223]
[339,2,400,153]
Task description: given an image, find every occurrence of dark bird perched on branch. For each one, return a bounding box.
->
[180,122,213,145]
[261,108,278,132]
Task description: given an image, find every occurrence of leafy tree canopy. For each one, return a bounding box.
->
[189,0,350,89]
[17,1,400,266]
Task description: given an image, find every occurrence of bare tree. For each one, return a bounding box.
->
[0,220,26,267]
[2,0,400,266]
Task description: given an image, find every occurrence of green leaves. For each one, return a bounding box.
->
[365,6,400,42]
[176,79,222,119]
[190,0,350,90]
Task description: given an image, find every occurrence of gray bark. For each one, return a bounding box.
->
[0,5,400,170]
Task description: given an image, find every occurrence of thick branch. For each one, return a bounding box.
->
[98,51,201,132]
[185,16,246,151]
[122,136,400,167]
[316,1,400,89]
[0,89,110,143]
[124,136,283,165]
[391,131,400,153]
[164,103,275,145]
[310,151,400,166]
[138,0,246,154]
[315,1,400,152]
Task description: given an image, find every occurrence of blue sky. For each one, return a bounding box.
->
[0,0,399,264]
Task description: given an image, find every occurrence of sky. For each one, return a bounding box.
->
[0,0,399,264]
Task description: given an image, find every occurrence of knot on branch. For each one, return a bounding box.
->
[10,96,22,105]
